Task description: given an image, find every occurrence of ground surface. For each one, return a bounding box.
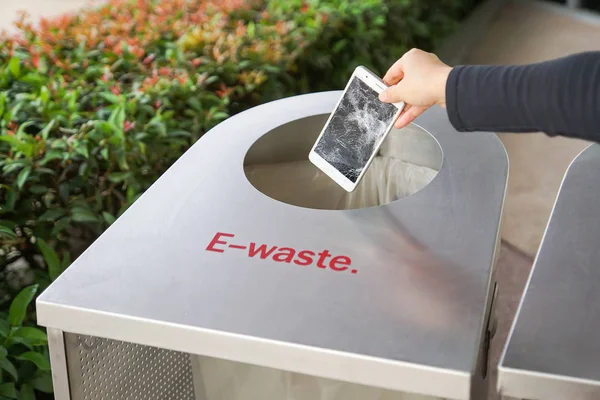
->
[0,0,95,31]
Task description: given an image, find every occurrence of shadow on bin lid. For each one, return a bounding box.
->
[244,114,443,210]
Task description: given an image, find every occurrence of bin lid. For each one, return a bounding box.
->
[37,91,507,400]
[499,144,600,400]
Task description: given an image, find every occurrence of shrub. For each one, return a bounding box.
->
[0,0,480,398]
[0,285,51,400]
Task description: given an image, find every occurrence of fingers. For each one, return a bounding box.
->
[383,57,404,85]
[394,105,427,129]
[378,81,405,103]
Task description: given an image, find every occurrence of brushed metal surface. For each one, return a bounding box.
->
[65,333,195,400]
[499,144,600,399]
[37,91,507,399]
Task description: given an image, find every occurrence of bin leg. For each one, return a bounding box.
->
[48,328,72,400]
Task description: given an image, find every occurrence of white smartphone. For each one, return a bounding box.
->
[309,66,405,192]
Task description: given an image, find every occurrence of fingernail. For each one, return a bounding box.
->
[379,91,388,101]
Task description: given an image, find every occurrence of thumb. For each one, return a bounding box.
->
[378,81,407,104]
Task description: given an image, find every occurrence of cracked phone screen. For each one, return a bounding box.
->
[315,77,398,182]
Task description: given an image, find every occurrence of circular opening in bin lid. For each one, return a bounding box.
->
[244,114,442,210]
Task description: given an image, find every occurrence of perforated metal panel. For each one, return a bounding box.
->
[64,333,196,400]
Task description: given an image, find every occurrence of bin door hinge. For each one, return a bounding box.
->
[482,281,499,379]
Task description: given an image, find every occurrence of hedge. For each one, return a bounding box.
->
[0,0,480,398]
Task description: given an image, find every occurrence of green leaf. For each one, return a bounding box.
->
[29,185,47,194]
[8,57,20,78]
[19,384,35,400]
[32,373,53,393]
[187,98,202,112]
[0,226,16,238]
[238,60,251,69]
[16,166,31,190]
[205,75,219,85]
[107,171,131,183]
[50,139,68,150]
[332,39,348,53]
[116,151,129,171]
[134,131,148,141]
[51,217,71,236]
[212,112,229,120]
[5,336,38,351]
[39,85,50,104]
[0,92,5,116]
[0,218,16,228]
[108,106,125,131]
[0,358,18,381]
[74,145,89,159]
[78,161,88,177]
[0,135,20,148]
[40,149,63,165]
[8,285,39,327]
[39,208,66,221]
[37,238,62,281]
[374,15,385,26]
[167,130,192,138]
[95,120,120,135]
[0,382,17,398]
[62,251,71,270]
[262,65,280,73]
[4,102,22,123]
[38,57,48,74]
[39,119,55,140]
[15,121,35,139]
[99,92,120,104]
[138,141,146,156]
[71,207,97,223]
[102,211,116,225]
[247,21,256,38]
[0,164,22,176]
[16,352,51,371]
[5,190,17,211]
[36,167,57,176]
[12,327,47,346]
[21,73,44,86]
[0,346,6,359]
[0,320,9,337]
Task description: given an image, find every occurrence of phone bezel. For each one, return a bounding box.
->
[308,66,405,192]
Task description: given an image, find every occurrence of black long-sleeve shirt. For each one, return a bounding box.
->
[446,52,600,142]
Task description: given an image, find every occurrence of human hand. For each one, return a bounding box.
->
[379,49,452,129]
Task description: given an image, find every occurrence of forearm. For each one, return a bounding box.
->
[446,52,600,142]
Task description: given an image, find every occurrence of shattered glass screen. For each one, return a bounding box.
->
[314,77,399,182]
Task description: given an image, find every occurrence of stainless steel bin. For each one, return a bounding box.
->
[37,92,507,400]
[498,144,600,400]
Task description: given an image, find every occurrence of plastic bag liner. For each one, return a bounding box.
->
[193,356,443,400]
[192,126,445,400]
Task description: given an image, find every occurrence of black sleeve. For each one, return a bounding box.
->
[446,52,600,142]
